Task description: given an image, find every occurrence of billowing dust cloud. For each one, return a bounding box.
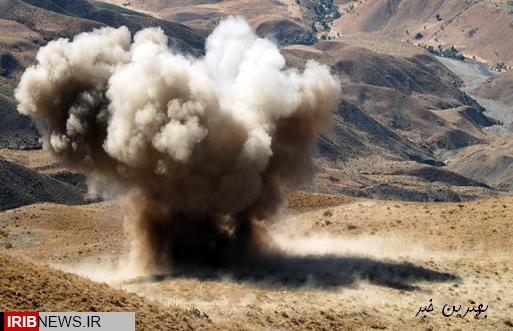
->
[15,17,341,274]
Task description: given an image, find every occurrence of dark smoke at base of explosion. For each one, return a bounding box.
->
[15,16,341,276]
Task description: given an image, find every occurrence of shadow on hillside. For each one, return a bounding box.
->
[133,253,459,291]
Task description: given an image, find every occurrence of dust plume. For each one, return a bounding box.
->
[15,17,341,275]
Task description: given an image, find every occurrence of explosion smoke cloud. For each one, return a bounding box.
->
[15,17,341,274]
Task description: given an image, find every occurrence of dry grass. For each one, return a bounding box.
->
[0,148,62,174]
[287,191,355,212]
[0,201,123,264]
[0,253,234,330]
[1,192,512,329]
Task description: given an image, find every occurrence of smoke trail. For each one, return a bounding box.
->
[15,17,341,274]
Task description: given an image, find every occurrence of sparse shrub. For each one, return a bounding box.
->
[333,8,341,19]
[186,306,209,320]
[323,210,333,217]
[414,32,423,39]
[493,62,508,72]
[468,28,478,38]
[4,242,13,249]
[441,46,465,60]
[288,31,317,45]
[347,224,357,230]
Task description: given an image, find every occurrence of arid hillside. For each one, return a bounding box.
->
[98,0,316,43]
[474,70,513,107]
[0,253,234,330]
[282,39,499,200]
[333,0,513,67]
[0,157,87,211]
[448,136,513,190]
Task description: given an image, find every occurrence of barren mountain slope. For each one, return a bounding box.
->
[281,40,498,200]
[98,0,311,41]
[474,70,513,106]
[284,39,495,154]
[448,136,513,191]
[0,157,88,211]
[334,0,513,67]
